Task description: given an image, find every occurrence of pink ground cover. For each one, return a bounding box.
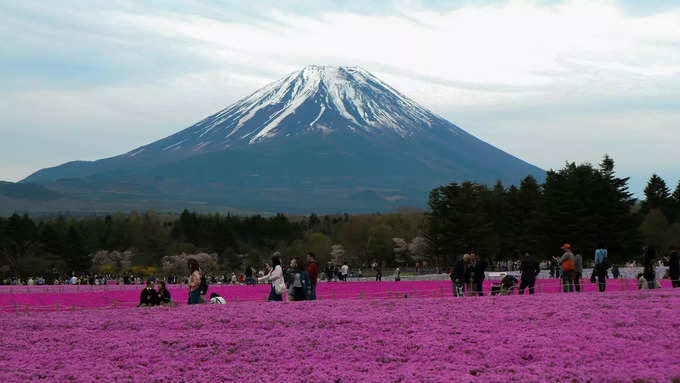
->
[1,289,679,382]
[1,279,671,312]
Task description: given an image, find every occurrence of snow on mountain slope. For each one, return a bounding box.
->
[125,65,464,158]
[22,64,545,209]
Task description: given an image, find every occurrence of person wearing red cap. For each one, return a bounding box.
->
[555,244,575,292]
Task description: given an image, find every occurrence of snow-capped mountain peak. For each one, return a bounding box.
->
[133,65,457,157]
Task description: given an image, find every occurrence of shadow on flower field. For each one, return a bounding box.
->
[1,289,680,382]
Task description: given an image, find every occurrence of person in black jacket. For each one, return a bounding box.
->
[519,251,540,295]
[156,281,172,305]
[138,280,159,307]
[472,253,487,296]
[451,254,471,297]
[667,247,680,288]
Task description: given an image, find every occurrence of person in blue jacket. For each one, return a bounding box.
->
[594,243,609,292]
[289,256,312,301]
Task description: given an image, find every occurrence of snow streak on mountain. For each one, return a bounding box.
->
[127,65,464,158]
[22,65,545,213]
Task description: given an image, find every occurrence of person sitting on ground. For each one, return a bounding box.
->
[637,272,661,290]
[156,281,173,306]
[209,292,226,304]
[138,280,159,307]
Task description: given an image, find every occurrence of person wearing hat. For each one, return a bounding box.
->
[555,244,575,293]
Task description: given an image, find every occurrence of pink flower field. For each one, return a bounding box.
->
[1,289,679,382]
[1,279,670,312]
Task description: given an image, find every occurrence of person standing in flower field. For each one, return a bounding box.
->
[594,243,609,292]
[258,253,284,301]
[519,251,540,295]
[452,254,471,297]
[341,264,349,282]
[451,254,470,297]
[666,247,680,288]
[643,247,657,290]
[472,253,487,296]
[573,247,583,292]
[306,252,318,300]
[556,244,575,293]
[187,259,202,305]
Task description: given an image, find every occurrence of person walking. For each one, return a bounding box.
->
[306,252,319,300]
[394,267,401,282]
[375,265,382,282]
[187,259,202,305]
[341,264,349,282]
[258,253,284,301]
[519,251,540,295]
[573,248,583,292]
[472,253,487,296]
[594,243,609,292]
[667,247,680,288]
[556,244,575,293]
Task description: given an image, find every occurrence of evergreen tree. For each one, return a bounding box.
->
[426,182,496,268]
[641,174,672,218]
[65,226,90,273]
[671,180,680,222]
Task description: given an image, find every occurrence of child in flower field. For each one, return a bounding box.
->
[138,280,159,307]
[209,292,226,304]
[638,273,661,290]
[157,281,173,306]
[187,259,202,305]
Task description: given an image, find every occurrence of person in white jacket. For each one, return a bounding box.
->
[259,253,284,301]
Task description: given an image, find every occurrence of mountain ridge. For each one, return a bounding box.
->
[18,65,545,213]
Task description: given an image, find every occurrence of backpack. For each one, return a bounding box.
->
[199,274,208,295]
[561,257,575,272]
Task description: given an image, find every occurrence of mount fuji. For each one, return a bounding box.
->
[20,65,544,213]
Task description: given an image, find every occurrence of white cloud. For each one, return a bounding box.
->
[1,0,679,195]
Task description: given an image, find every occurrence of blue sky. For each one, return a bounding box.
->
[1,0,679,196]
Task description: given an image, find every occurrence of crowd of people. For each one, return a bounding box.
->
[257,252,319,302]
[7,244,680,306]
[450,252,488,297]
[446,243,680,297]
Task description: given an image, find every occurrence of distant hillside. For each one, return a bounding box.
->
[0,181,62,201]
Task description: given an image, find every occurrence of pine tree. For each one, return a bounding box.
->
[66,226,90,273]
[641,174,672,219]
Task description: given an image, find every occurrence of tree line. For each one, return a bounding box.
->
[0,155,677,277]
[427,155,678,268]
